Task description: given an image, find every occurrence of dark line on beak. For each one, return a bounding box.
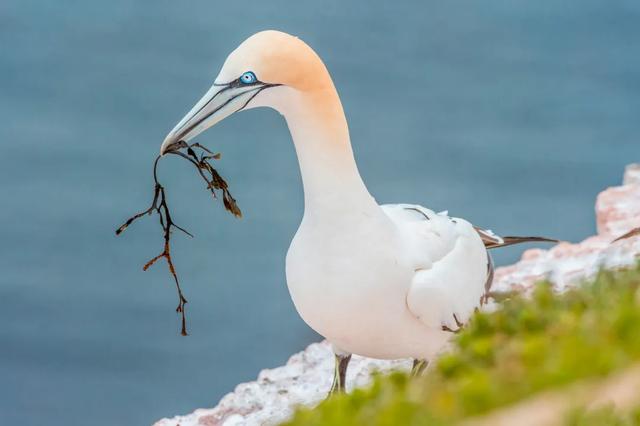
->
[175,86,259,141]
[175,83,280,142]
[171,78,249,143]
[237,84,280,111]
[188,84,234,122]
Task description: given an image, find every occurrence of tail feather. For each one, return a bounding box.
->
[474,226,558,249]
[485,235,559,249]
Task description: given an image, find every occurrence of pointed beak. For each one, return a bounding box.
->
[160,81,275,155]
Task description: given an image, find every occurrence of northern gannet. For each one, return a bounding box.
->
[160,30,555,394]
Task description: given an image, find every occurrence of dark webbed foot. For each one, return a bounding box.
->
[328,353,352,397]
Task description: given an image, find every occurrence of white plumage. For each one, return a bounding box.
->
[160,30,554,392]
[385,205,488,331]
[285,202,489,361]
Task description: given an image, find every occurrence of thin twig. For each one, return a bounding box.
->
[613,227,640,243]
[116,142,240,336]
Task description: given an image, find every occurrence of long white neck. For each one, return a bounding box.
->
[277,87,378,221]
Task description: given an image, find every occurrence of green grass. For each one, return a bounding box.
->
[283,263,640,426]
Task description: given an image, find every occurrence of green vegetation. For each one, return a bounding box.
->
[283,263,640,426]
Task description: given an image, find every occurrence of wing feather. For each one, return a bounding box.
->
[383,204,557,333]
[382,204,488,332]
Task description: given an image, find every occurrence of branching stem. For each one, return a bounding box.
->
[116,142,240,335]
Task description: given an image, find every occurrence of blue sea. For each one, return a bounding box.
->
[1,1,638,424]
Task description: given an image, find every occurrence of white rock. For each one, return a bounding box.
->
[154,341,410,426]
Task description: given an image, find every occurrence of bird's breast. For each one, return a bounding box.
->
[284,214,413,343]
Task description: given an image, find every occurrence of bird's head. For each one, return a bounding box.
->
[160,30,330,155]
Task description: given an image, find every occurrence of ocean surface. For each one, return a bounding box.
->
[1,1,639,424]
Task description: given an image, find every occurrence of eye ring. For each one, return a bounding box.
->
[239,71,257,85]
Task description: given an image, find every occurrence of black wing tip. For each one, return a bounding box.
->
[487,236,560,249]
[503,236,560,243]
[612,227,640,243]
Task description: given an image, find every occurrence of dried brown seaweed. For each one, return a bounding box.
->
[116,142,240,335]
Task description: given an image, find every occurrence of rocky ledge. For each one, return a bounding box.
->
[155,165,640,426]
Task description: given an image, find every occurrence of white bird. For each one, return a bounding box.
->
[160,30,555,393]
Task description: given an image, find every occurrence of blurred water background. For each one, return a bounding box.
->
[1,1,639,424]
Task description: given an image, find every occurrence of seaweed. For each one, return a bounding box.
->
[116,142,240,335]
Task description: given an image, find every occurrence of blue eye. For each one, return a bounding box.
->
[239,71,257,84]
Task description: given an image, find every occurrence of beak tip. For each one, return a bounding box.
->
[160,135,189,156]
[160,134,176,156]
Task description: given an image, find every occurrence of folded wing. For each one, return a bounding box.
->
[382,204,488,332]
[383,204,557,333]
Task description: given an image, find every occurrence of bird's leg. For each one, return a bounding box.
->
[328,353,352,396]
[411,359,428,377]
